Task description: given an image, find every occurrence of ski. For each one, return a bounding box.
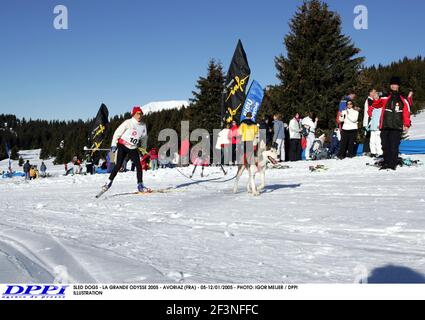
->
[109,188,181,198]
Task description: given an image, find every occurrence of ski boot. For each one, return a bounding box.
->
[138,183,152,193]
[102,181,112,192]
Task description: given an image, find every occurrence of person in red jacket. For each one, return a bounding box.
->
[228,120,240,165]
[149,148,158,171]
[369,77,412,170]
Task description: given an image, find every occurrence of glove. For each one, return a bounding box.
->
[111,146,117,153]
[272,142,278,150]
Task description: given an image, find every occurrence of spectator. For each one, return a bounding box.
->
[228,120,240,165]
[29,166,39,180]
[259,116,273,147]
[273,114,285,162]
[288,113,302,161]
[40,161,47,177]
[85,155,94,175]
[150,148,159,171]
[23,160,31,180]
[337,91,356,130]
[216,124,231,165]
[301,113,318,160]
[362,89,375,155]
[329,128,341,157]
[370,77,412,170]
[337,100,359,159]
[367,91,383,157]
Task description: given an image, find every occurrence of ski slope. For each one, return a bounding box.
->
[408,110,425,140]
[1,151,425,284]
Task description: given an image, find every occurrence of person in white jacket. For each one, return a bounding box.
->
[301,113,318,160]
[362,89,375,155]
[101,106,148,193]
[288,113,302,161]
[215,124,231,165]
[337,100,359,159]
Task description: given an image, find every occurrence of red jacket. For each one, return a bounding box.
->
[370,93,411,130]
[228,125,240,144]
[149,149,158,160]
[140,154,150,171]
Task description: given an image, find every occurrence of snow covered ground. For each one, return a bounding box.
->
[1,149,425,284]
[408,110,425,140]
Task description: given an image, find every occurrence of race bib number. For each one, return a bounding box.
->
[129,137,139,145]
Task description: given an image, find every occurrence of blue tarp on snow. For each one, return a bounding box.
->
[400,139,425,155]
[1,172,25,179]
[95,168,109,174]
[357,139,425,155]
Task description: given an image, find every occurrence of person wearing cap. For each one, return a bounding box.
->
[370,77,412,170]
[337,91,356,130]
[101,106,149,192]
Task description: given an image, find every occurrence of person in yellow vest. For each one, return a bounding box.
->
[238,112,259,165]
[29,166,39,180]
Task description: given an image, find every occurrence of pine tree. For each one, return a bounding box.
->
[40,147,50,160]
[53,140,65,165]
[187,59,225,132]
[273,0,364,128]
[10,146,19,160]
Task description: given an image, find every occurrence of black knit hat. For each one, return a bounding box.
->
[390,76,401,86]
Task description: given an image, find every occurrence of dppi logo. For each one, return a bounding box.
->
[2,285,68,299]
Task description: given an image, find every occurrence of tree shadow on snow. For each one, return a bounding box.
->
[262,183,302,193]
[367,265,425,283]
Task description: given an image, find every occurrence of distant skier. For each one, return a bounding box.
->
[100,106,149,194]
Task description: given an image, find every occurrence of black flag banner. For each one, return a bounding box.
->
[89,103,109,156]
[223,39,251,124]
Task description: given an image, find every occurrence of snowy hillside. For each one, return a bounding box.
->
[408,110,425,140]
[141,100,189,114]
[0,149,63,175]
[1,152,425,284]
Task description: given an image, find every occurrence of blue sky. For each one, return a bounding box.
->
[1,0,424,120]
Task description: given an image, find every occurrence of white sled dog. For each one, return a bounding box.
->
[233,141,279,196]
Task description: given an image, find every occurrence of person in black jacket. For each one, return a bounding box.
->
[23,160,31,180]
[370,77,412,170]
